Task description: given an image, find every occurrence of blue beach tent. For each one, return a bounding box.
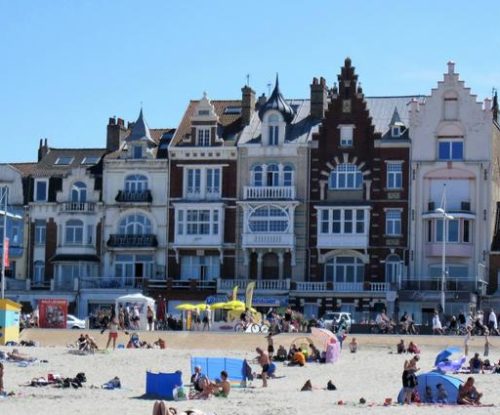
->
[397,372,463,405]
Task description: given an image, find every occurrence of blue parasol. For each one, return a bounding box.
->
[434,346,461,366]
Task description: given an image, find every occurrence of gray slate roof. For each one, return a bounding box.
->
[239,99,321,145]
[33,148,107,177]
[364,95,426,136]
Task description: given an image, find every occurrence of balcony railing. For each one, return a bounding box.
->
[400,278,479,292]
[115,190,152,203]
[60,202,96,212]
[79,277,138,289]
[293,281,389,292]
[217,279,290,291]
[317,234,369,249]
[242,233,295,248]
[244,186,296,200]
[107,234,158,248]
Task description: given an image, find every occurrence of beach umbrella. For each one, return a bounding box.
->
[194,303,210,311]
[209,302,228,310]
[175,304,196,311]
[311,327,336,349]
[223,300,246,309]
[434,346,461,367]
[232,306,258,313]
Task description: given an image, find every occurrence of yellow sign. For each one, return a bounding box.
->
[245,281,255,310]
[232,285,238,301]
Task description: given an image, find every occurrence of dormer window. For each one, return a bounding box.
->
[132,144,143,159]
[197,128,211,146]
[268,114,280,146]
[391,126,401,137]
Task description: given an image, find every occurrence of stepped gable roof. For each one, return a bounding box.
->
[258,75,295,123]
[32,147,107,177]
[239,99,320,145]
[364,95,426,136]
[171,99,242,147]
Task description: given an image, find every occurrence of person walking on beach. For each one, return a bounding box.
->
[464,326,472,356]
[202,306,211,331]
[147,305,154,331]
[432,311,443,335]
[266,333,274,357]
[256,347,270,387]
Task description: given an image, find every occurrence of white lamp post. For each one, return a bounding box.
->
[1,186,23,299]
[435,207,455,315]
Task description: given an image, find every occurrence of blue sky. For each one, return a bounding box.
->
[1,0,500,162]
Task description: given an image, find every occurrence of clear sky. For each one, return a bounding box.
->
[1,0,500,162]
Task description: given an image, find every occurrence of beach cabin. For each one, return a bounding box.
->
[0,298,21,345]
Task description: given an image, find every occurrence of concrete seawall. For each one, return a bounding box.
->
[19,328,500,351]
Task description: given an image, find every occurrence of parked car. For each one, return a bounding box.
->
[321,312,353,332]
[66,314,86,329]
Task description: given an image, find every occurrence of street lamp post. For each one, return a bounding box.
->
[435,207,455,315]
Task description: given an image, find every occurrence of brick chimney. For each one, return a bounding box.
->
[241,85,256,125]
[310,76,328,118]
[37,138,49,161]
[106,116,129,152]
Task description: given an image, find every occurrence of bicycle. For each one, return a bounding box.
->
[234,322,269,333]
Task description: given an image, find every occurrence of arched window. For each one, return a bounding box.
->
[65,219,84,244]
[119,214,152,235]
[71,182,87,203]
[324,256,364,285]
[252,166,263,187]
[385,254,401,283]
[248,206,289,233]
[34,261,45,283]
[283,165,294,186]
[329,163,363,190]
[266,164,280,186]
[268,113,281,145]
[125,174,148,192]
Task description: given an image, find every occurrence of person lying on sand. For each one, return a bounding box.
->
[6,349,36,362]
[190,371,230,399]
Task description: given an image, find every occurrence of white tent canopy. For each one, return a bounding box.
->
[115,293,155,331]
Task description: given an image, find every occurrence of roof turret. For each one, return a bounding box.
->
[258,75,295,123]
[126,108,155,145]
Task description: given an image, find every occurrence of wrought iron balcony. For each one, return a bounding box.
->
[60,202,96,212]
[107,234,158,248]
[115,190,152,203]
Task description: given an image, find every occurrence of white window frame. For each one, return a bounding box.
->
[318,208,367,235]
[267,113,281,146]
[184,167,222,199]
[385,209,402,236]
[132,144,143,159]
[248,206,289,233]
[65,219,84,245]
[385,255,401,283]
[34,261,45,283]
[197,128,211,146]
[329,163,363,190]
[125,174,148,192]
[34,220,46,245]
[339,125,354,147]
[386,162,403,189]
[119,214,152,235]
[434,218,470,243]
[34,178,48,202]
[324,256,364,283]
[71,181,87,203]
[176,208,221,236]
[181,255,220,280]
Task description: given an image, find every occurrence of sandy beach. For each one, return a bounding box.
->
[1,331,499,415]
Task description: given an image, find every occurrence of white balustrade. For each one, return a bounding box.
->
[244,186,296,200]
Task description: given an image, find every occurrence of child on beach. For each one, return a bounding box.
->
[349,337,358,353]
[436,383,448,404]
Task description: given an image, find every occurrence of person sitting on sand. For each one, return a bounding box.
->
[212,370,230,397]
[348,337,358,353]
[424,386,435,403]
[274,345,287,362]
[154,338,166,349]
[308,342,321,362]
[85,334,98,352]
[407,341,420,354]
[126,333,141,349]
[289,350,306,367]
[77,334,87,351]
[436,383,448,403]
[397,339,406,354]
[287,343,298,361]
[190,365,207,392]
[469,353,483,374]
[457,377,482,405]
[7,349,35,362]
